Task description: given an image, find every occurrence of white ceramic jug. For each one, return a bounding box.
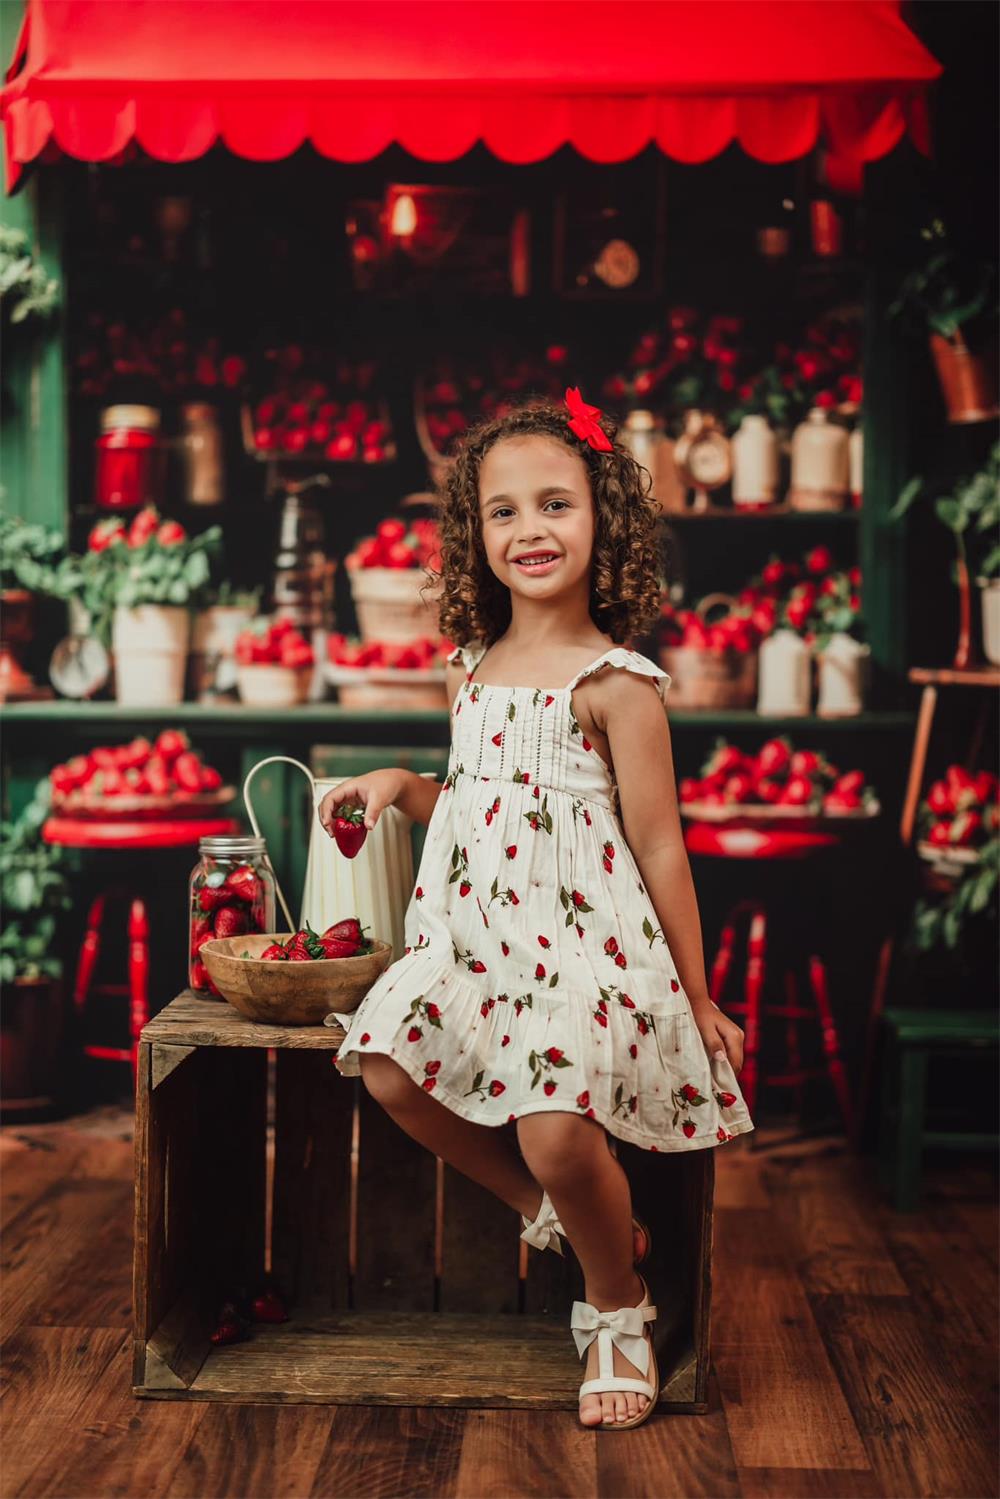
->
[816,632,870,716]
[243,756,434,958]
[757,629,811,716]
[789,408,849,511]
[731,414,779,509]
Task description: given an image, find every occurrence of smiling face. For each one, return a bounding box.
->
[477,435,596,606]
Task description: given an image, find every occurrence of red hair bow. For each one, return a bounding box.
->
[564,387,613,453]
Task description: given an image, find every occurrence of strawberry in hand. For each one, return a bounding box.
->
[332,807,368,859]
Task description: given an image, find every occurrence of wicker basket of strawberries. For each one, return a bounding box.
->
[658,593,759,710]
[325,633,451,708]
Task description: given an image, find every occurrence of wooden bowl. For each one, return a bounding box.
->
[200,932,394,1026]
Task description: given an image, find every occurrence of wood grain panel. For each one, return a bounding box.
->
[712,1206,869,1471]
[272,1050,354,1309]
[439,1156,522,1314]
[309,1404,465,1499]
[354,1085,437,1311]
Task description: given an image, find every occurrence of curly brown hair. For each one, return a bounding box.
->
[427,397,664,650]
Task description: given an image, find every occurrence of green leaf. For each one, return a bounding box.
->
[888,476,923,523]
[935,498,966,533]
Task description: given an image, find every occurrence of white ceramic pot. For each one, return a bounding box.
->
[190,605,255,697]
[731,415,779,509]
[236,664,312,708]
[816,632,870,717]
[349,566,442,643]
[757,629,811,716]
[979,577,1000,666]
[789,408,849,511]
[111,605,190,706]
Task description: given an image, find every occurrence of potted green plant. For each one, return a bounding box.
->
[909,834,998,957]
[40,506,222,703]
[0,510,66,699]
[0,780,72,1117]
[888,218,999,424]
[890,443,1000,668]
[0,226,59,327]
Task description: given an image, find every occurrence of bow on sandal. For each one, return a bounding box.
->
[519,1190,652,1263]
[571,1271,659,1430]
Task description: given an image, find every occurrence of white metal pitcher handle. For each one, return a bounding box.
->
[242,755,316,933]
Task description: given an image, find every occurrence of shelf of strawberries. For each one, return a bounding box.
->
[68,295,864,493]
[3,497,906,726]
[28,197,879,718]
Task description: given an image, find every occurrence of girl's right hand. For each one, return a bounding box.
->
[317,768,408,837]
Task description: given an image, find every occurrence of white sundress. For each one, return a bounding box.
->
[328,642,755,1153]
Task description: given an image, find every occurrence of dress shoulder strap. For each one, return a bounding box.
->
[565,647,672,703]
[447,641,488,678]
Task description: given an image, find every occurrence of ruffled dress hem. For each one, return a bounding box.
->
[330,1028,753,1152]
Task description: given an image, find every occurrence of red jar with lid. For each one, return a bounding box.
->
[95,404,163,511]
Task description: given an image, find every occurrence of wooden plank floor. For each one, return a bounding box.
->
[1,1108,996,1499]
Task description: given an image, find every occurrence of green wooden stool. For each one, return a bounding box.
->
[879,1008,1000,1211]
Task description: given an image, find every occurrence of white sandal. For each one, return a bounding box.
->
[519,1190,652,1264]
[571,1270,659,1430]
[520,1188,565,1255]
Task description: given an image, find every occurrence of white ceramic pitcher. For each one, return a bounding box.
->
[242,756,435,959]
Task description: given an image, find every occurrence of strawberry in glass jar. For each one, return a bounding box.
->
[189,836,276,996]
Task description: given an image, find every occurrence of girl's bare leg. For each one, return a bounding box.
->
[359,1053,543,1218]
[516,1112,649,1428]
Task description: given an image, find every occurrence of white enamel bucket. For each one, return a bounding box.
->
[242,756,433,959]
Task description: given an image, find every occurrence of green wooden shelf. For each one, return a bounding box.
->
[0,701,916,732]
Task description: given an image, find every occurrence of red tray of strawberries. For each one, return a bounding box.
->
[49,731,236,822]
[678,739,881,828]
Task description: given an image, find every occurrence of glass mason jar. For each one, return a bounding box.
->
[188,835,276,996]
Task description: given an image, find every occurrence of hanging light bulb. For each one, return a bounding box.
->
[390,193,418,238]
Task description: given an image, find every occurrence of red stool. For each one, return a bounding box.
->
[44,814,239,1094]
[685,821,853,1137]
[71,890,150,1089]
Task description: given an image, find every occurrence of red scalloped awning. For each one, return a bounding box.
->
[1,0,942,194]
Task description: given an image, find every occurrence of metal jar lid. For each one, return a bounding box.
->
[198,835,267,858]
[100,404,161,433]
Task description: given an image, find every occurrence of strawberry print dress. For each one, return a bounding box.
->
[327,643,754,1153]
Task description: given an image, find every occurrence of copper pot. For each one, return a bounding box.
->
[0,589,38,701]
[929,331,1000,424]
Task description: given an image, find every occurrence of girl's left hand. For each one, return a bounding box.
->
[692,1002,745,1074]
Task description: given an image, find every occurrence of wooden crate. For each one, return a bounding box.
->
[133,993,715,1410]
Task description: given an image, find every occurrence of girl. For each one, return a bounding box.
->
[319,391,753,1431]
